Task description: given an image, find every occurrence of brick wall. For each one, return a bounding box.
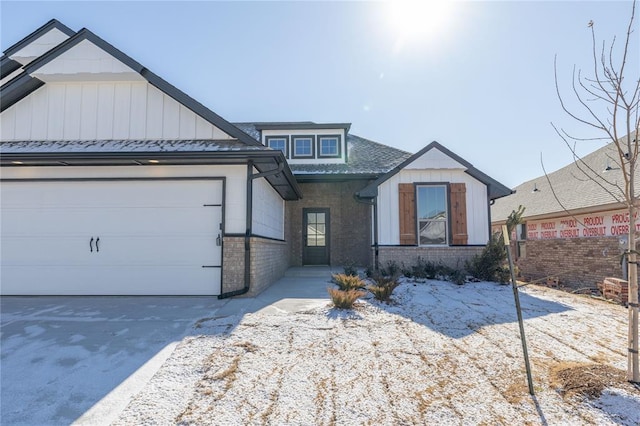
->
[222,236,245,294]
[516,237,624,289]
[248,237,289,296]
[287,180,372,267]
[377,246,484,270]
[222,235,290,296]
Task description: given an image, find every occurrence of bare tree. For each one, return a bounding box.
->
[554,1,639,383]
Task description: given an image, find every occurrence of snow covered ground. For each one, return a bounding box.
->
[115,279,640,425]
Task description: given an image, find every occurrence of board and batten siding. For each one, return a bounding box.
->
[377,169,489,245]
[252,175,285,240]
[1,82,233,141]
[1,165,249,234]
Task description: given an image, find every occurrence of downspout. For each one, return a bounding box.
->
[218,159,285,299]
[489,197,495,238]
[354,194,379,271]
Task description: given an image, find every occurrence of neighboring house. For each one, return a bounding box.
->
[491,136,640,289]
[0,20,511,297]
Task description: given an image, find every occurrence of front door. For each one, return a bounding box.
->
[303,208,330,265]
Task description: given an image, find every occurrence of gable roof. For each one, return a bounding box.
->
[1,26,261,147]
[491,136,640,222]
[1,19,75,81]
[2,19,75,59]
[356,141,512,200]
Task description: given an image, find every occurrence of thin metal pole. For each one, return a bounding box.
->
[502,225,535,395]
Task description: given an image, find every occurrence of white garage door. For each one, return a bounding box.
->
[1,179,223,295]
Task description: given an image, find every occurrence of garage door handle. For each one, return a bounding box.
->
[216,234,221,246]
[89,237,94,252]
[95,237,100,252]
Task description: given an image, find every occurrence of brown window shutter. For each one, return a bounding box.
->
[450,183,468,245]
[398,183,417,245]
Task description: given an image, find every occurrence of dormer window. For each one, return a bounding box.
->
[266,136,289,157]
[318,135,341,158]
[292,135,315,158]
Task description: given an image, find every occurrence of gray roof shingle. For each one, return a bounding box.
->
[232,122,412,176]
[0,139,264,153]
[491,137,640,222]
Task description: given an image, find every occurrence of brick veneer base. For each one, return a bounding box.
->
[222,236,245,294]
[377,246,485,270]
[248,237,289,296]
[222,236,290,297]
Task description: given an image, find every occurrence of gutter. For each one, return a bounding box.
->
[354,193,379,271]
[218,159,286,299]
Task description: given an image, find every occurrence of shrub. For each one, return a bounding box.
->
[447,269,467,285]
[411,257,439,279]
[379,260,401,277]
[331,273,365,291]
[466,233,509,283]
[342,261,359,277]
[367,275,400,302]
[328,288,366,309]
[401,263,414,278]
[364,266,375,278]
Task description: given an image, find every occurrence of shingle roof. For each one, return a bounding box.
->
[357,141,513,200]
[292,134,411,175]
[232,122,412,176]
[491,136,640,222]
[0,139,264,153]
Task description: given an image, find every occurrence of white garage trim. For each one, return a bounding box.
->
[1,177,225,296]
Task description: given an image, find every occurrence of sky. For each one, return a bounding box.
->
[1,0,638,188]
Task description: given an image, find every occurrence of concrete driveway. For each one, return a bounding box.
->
[0,267,336,425]
[0,296,229,425]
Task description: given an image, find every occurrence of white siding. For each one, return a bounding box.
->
[8,28,71,66]
[30,39,142,82]
[1,165,248,234]
[377,169,489,245]
[404,147,466,170]
[252,175,285,240]
[1,82,233,141]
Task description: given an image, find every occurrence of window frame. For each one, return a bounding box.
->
[265,135,289,158]
[317,135,342,159]
[291,135,316,159]
[415,183,449,246]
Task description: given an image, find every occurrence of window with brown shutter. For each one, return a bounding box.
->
[398,182,468,246]
[398,183,417,245]
[450,183,468,245]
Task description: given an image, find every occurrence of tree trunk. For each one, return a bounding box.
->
[628,181,639,383]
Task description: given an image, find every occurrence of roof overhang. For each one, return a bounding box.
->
[293,173,379,183]
[254,122,352,133]
[0,150,302,200]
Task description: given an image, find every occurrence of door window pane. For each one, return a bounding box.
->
[306,212,326,247]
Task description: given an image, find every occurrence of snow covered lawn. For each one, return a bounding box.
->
[116,279,640,425]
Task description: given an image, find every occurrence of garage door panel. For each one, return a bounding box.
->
[0,179,224,295]
[2,235,221,265]
[1,181,222,208]
[1,265,220,295]
[2,207,221,235]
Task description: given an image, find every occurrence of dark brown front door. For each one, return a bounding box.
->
[303,208,329,265]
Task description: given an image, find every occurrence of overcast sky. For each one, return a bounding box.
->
[2,1,638,187]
